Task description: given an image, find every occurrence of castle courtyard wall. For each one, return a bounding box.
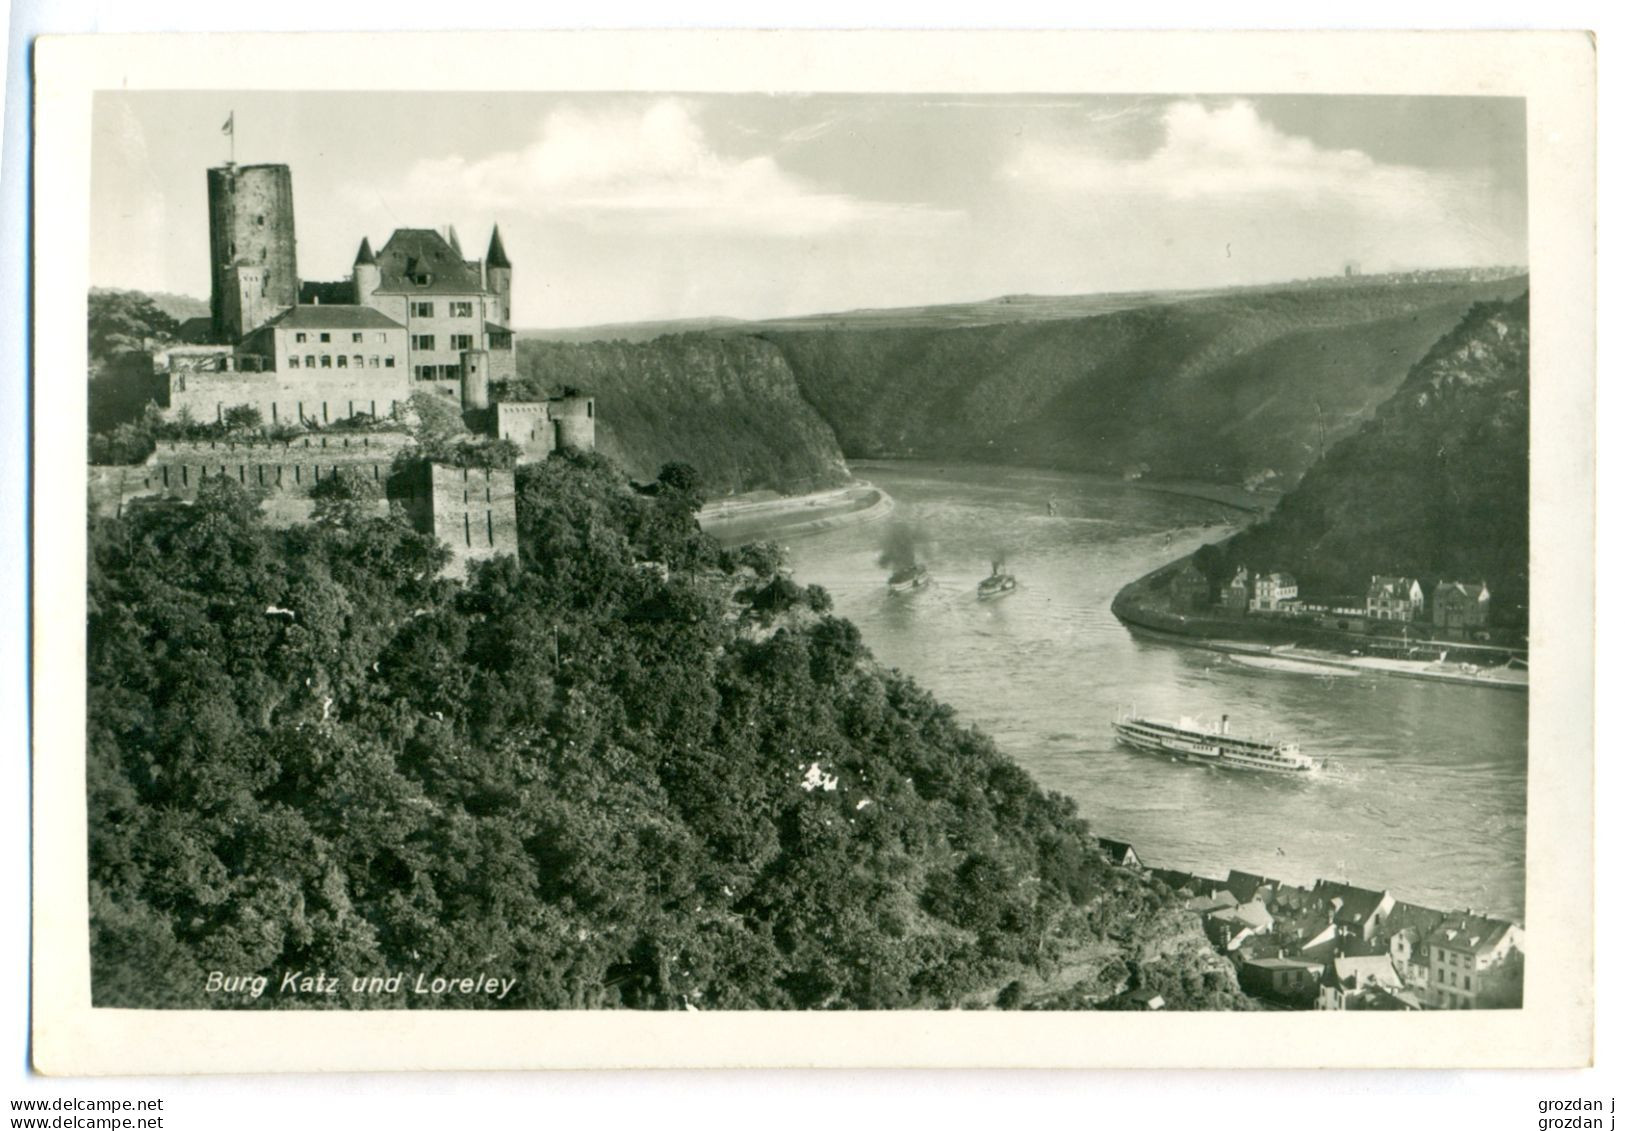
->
[165,368,413,427]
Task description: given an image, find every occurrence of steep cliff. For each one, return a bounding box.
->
[761,275,1528,486]
[511,334,850,495]
[1211,293,1530,623]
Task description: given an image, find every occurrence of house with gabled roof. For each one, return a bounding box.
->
[1250,571,1299,613]
[1432,580,1491,635]
[1318,954,1404,1010]
[1422,913,1521,1010]
[1220,566,1252,614]
[1225,869,1278,906]
[1313,879,1395,943]
[1379,900,1450,987]
[1366,575,1425,622]
[1097,838,1141,870]
[1205,900,1275,951]
[1239,956,1324,1006]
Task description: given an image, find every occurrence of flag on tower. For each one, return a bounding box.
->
[221,112,234,136]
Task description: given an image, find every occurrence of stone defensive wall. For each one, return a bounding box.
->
[141,433,414,500]
[394,462,519,575]
[165,367,413,429]
[492,397,596,464]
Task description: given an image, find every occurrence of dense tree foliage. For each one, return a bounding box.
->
[87,291,181,437]
[88,450,1246,1010]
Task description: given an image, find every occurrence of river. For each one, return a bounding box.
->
[777,461,1527,921]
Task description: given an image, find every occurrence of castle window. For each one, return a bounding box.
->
[369,356,380,368]
[450,301,473,318]
[353,355,364,368]
[255,214,265,227]
[305,355,315,368]
[288,356,300,369]
[451,334,473,351]
[295,332,307,344]
[320,332,331,343]
[384,356,395,368]
[352,332,364,343]
[375,332,388,343]
[320,355,332,368]
[412,334,436,351]
[411,301,434,317]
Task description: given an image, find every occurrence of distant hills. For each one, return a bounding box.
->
[90,286,208,324]
[519,316,748,344]
[98,269,1531,499]
[514,269,1526,495]
[755,273,1529,488]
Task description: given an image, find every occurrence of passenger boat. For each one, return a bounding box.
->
[887,564,931,593]
[1113,712,1318,774]
[977,560,1017,599]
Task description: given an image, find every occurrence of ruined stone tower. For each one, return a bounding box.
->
[208,163,299,342]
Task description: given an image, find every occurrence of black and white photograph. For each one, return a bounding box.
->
[29,29,1595,1072]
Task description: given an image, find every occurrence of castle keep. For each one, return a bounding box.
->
[162,159,593,462]
[120,159,602,574]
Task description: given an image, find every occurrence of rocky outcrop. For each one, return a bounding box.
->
[1209,293,1530,624]
[513,333,850,496]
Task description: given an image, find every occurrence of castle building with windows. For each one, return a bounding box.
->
[159,160,589,461]
[119,159,600,574]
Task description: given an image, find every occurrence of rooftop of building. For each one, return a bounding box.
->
[1329,954,1402,990]
[1314,879,1391,926]
[1097,838,1137,865]
[1424,914,1514,955]
[1244,956,1324,971]
[373,228,488,295]
[265,304,405,331]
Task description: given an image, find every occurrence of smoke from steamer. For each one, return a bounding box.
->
[878,522,928,583]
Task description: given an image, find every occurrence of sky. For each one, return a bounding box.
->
[90,91,1527,329]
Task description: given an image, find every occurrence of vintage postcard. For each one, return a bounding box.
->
[31,30,1595,1072]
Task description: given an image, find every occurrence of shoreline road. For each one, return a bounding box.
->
[698,480,894,546]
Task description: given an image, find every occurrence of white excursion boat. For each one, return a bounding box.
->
[1113,712,1318,774]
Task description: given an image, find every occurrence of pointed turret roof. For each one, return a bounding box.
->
[354,237,376,266]
[446,225,463,256]
[486,225,511,269]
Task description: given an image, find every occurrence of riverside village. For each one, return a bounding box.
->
[85,137,1527,1013]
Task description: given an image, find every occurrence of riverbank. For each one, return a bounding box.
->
[849,458,1280,518]
[698,480,894,546]
[1114,554,1527,692]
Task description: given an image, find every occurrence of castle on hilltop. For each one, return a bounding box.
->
[107,159,601,574]
[157,160,592,461]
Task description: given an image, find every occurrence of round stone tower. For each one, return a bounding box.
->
[351,237,380,307]
[460,350,491,412]
[550,394,596,452]
[485,225,512,328]
[207,163,299,342]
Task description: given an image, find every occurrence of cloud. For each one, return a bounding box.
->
[390,99,958,237]
[1005,99,1481,211]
